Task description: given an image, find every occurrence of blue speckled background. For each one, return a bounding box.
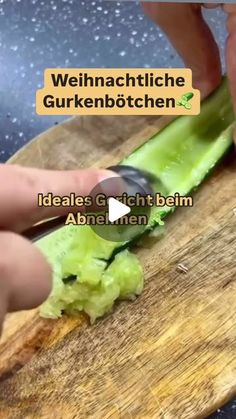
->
[0,1,235,417]
[0,0,227,162]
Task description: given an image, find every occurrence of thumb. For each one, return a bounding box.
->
[0,231,52,335]
[0,165,118,232]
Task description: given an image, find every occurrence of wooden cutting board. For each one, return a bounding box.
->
[0,115,236,419]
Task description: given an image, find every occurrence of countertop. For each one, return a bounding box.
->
[0,1,234,417]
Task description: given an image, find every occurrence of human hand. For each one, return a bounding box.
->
[141,3,236,137]
[0,164,113,334]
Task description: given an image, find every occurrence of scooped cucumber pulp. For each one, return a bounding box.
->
[38,225,143,323]
[39,77,235,322]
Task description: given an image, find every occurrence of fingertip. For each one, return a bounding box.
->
[27,245,53,309]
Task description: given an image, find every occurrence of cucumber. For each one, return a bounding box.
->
[122,77,234,230]
[182,92,194,101]
[177,92,194,108]
[39,77,235,322]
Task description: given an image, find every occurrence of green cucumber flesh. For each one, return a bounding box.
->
[39,77,235,322]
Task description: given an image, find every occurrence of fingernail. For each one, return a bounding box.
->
[98,170,125,197]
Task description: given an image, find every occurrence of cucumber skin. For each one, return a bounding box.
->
[121,77,234,231]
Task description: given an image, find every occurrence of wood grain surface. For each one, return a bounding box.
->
[0,115,236,419]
